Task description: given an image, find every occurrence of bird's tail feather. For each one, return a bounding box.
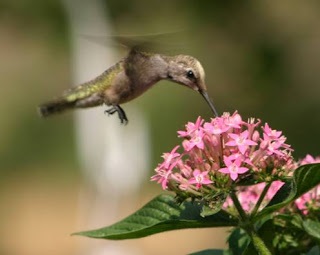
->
[38,99,75,117]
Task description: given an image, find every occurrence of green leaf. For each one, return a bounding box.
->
[189,249,227,255]
[274,214,304,229]
[255,163,320,221]
[201,192,228,217]
[73,194,237,240]
[254,219,276,254]
[228,228,251,255]
[307,245,320,255]
[303,219,320,240]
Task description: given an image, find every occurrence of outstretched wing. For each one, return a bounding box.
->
[80,31,188,54]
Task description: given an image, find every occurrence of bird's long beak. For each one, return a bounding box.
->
[199,89,219,117]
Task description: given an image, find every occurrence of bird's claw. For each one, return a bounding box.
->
[105,105,128,125]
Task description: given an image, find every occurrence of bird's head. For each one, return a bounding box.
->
[167,55,218,116]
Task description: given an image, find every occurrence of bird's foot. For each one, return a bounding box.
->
[105,105,128,125]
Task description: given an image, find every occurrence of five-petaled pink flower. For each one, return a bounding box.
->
[183,130,205,151]
[226,130,257,154]
[151,166,172,190]
[223,111,242,129]
[188,169,213,189]
[262,123,282,141]
[178,116,203,138]
[203,118,229,135]
[219,156,249,181]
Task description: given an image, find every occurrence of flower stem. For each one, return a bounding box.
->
[230,190,247,221]
[187,187,203,197]
[248,229,272,255]
[230,191,272,254]
[251,182,272,216]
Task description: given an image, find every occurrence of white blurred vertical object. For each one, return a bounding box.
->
[63,0,150,254]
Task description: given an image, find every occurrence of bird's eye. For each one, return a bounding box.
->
[187,70,195,79]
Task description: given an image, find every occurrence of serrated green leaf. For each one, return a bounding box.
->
[73,194,237,240]
[303,219,320,240]
[255,163,320,221]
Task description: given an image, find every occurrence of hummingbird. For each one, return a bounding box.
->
[38,48,218,124]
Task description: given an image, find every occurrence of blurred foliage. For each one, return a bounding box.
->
[0,0,320,181]
[0,0,68,39]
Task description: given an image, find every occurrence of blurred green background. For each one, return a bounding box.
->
[1,0,320,254]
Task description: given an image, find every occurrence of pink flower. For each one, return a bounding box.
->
[226,130,257,154]
[188,169,213,189]
[223,111,242,129]
[151,166,172,190]
[203,118,228,135]
[266,139,285,156]
[219,156,249,180]
[262,123,282,141]
[160,145,180,169]
[295,193,310,212]
[178,116,203,137]
[300,154,320,165]
[183,130,205,151]
[245,118,261,141]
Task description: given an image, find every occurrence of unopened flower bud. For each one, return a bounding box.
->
[252,130,260,142]
[260,140,268,150]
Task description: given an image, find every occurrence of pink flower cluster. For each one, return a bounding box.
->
[151,112,320,215]
[151,112,293,196]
